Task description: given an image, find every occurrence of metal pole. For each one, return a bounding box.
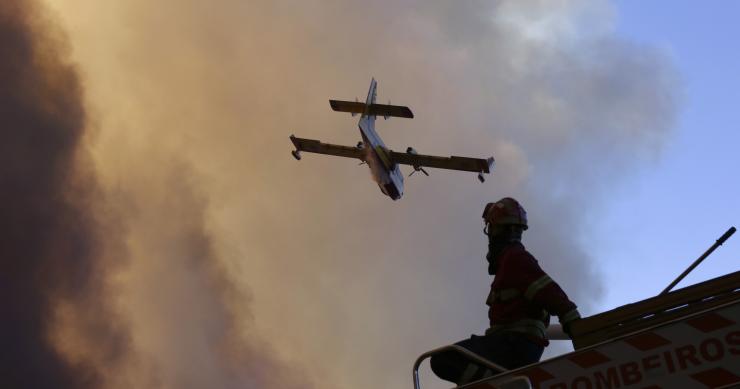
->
[660,226,736,295]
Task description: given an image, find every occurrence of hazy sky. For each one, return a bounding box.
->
[4,1,737,389]
[595,1,740,310]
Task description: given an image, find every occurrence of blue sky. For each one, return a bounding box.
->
[595,1,740,311]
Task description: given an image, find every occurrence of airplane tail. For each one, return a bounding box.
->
[329,100,414,119]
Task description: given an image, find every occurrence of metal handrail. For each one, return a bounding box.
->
[412,345,507,389]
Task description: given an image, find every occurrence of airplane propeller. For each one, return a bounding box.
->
[357,142,366,166]
[409,166,429,177]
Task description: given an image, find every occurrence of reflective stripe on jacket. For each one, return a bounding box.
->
[487,242,579,346]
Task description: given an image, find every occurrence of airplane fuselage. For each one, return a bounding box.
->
[290,78,491,200]
[358,79,404,200]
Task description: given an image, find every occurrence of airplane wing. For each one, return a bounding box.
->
[289,135,365,161]
[329,100,366,115]
[368,103,414,119]
[329,100,414,119]
[389,149,494,173]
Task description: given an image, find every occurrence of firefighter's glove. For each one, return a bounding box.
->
[562,321,575,338]
[560,309,582,339]
[561,317,583,339]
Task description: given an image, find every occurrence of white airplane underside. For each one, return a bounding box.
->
[290,78,494,200]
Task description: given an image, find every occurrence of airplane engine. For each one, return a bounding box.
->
[291,150,301,160]
[406,147,429,177]
[357,141,364,149]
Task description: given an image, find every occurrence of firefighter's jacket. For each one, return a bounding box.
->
[486,242,580,346]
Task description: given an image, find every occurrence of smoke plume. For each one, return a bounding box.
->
[14,0,680,388]
[2,1,312,388]
[0,1,125,387]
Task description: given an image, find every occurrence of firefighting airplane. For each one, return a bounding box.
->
[289,79,494,200]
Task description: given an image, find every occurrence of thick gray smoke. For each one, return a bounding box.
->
[99,159,315,389]
[1,1,314,388]
[0,1,126,387]
[41,0,679,388]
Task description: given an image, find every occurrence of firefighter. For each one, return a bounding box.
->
[430,197,581,386]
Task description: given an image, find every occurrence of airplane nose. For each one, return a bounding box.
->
[382,182,402,200]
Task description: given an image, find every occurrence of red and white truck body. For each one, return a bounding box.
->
[420,270,740,389]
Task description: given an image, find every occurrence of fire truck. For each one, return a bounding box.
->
[414,229,740,389]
